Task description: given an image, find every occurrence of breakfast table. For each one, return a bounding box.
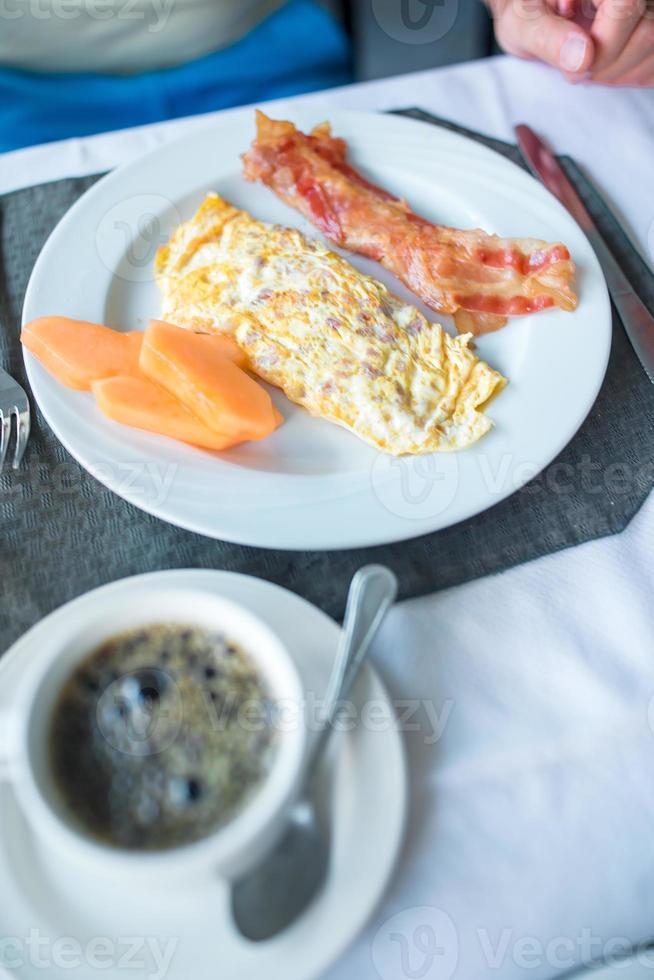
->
[2,54,654,980]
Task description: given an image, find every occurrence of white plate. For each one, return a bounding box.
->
[0,569,406,980]
[22,109,611,549]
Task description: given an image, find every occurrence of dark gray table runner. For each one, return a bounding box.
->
[1,109,653,649]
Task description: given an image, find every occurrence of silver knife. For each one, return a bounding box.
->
[515,123,654,384]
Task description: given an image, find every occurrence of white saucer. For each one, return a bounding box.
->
[0,570,406,980]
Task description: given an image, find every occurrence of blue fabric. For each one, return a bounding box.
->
[0,0,351,152]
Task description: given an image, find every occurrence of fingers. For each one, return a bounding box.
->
[589,0,648,75]
[555,0,579,17]
[544,0,576,15]
[489,0,654,85]
[597,44,654,83]
[492,0,595,75]
[628,51,654,83]
[590,9,654,81]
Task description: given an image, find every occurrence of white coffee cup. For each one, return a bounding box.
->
[0,586,307,884]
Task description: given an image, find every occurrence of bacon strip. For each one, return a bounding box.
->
[242,112,578,335]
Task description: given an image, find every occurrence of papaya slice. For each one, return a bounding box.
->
[92,376,241,451]
[140,319,281,441]
[21,317,142,391]
[147,320,249,370]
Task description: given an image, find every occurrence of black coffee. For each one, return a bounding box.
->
[49,624,276,850]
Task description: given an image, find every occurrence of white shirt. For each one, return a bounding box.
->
[0,0,282,73]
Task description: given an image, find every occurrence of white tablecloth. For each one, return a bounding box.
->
[4,55,654,980]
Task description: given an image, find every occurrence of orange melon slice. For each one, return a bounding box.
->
[21,317,143,391]
[140,319,281,441]
[92,376,241,451]
[147,320,249,370]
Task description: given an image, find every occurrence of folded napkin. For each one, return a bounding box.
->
[1,109,652,648]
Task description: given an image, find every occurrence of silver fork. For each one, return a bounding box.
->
[0,367,30,470]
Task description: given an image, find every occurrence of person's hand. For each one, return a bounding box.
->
[487,0,654,86]
[586,0,654,86]
[487,0,595,79]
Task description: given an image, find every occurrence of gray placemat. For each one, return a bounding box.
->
[1,109,653,648]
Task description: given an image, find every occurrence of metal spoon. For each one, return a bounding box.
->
[231,564,398,941]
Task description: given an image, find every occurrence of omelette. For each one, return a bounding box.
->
[154,193,506,455]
